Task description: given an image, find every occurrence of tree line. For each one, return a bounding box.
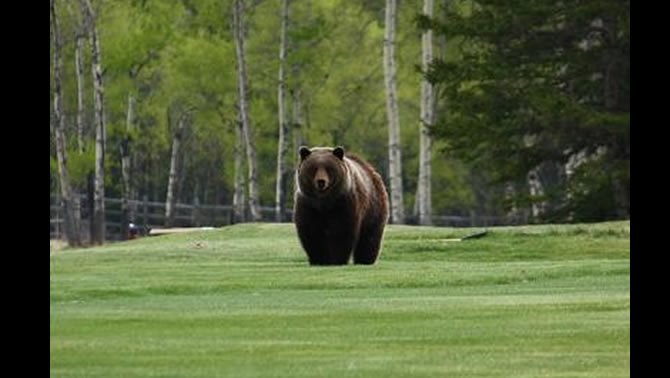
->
[50,0,630,246]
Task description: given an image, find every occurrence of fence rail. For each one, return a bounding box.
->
[50,194,524,241]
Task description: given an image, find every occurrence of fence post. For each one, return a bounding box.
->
[469,210,477,227]
[143,195,149,226]
[192,195,201,227]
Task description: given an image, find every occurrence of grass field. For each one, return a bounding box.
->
[50,221,630,377]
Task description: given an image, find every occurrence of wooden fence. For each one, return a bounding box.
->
[50,194,526,241]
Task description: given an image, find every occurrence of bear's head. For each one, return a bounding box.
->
[297,146,348,198]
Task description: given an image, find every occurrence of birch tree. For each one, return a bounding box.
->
[417,0,435,225]
[81,0,106,244]
[275,0,290,222]
[51,0,81,247]
[232,115,246,223]
[165,109,190,227]
[383,0,405,224]
[232,0,262,221]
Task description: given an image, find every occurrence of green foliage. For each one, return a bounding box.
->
[423,0,630,221]
[50,0,629,222]
[66,145,95,189]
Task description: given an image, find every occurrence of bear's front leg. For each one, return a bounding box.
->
[321,215,356,265]
[295,205,330,265]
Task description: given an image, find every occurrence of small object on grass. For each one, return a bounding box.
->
[442,230,489,242]
[460,230,488,240]
[129,223,151,239]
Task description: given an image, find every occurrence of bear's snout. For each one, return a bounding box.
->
[314,168,330,191]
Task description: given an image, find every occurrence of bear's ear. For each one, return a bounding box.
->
[299,146,311,161]
[333,146,344,160]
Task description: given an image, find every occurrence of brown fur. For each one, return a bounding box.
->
[293,146,390,265]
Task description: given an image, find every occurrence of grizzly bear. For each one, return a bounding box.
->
[293,146,390,265]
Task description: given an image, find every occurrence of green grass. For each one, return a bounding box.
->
[50,221,630,377]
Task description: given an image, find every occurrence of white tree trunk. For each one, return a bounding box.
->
[64,0,87,243]
[82,0,106,244]
[73,24,86,242]
[275,0,289,222]
[120,93,134,238]
[383,0,405,224]
[66,0,86,153]
[120,143,131,237]
[418,0,434,226]
[75,33,86,153]
[232,117,246,223]
[51,0,81,247]
[165,112,186,227]
[290,88,303,209]
[527,168,543,218]
[233,0,262,222]
[292,89,304,159]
